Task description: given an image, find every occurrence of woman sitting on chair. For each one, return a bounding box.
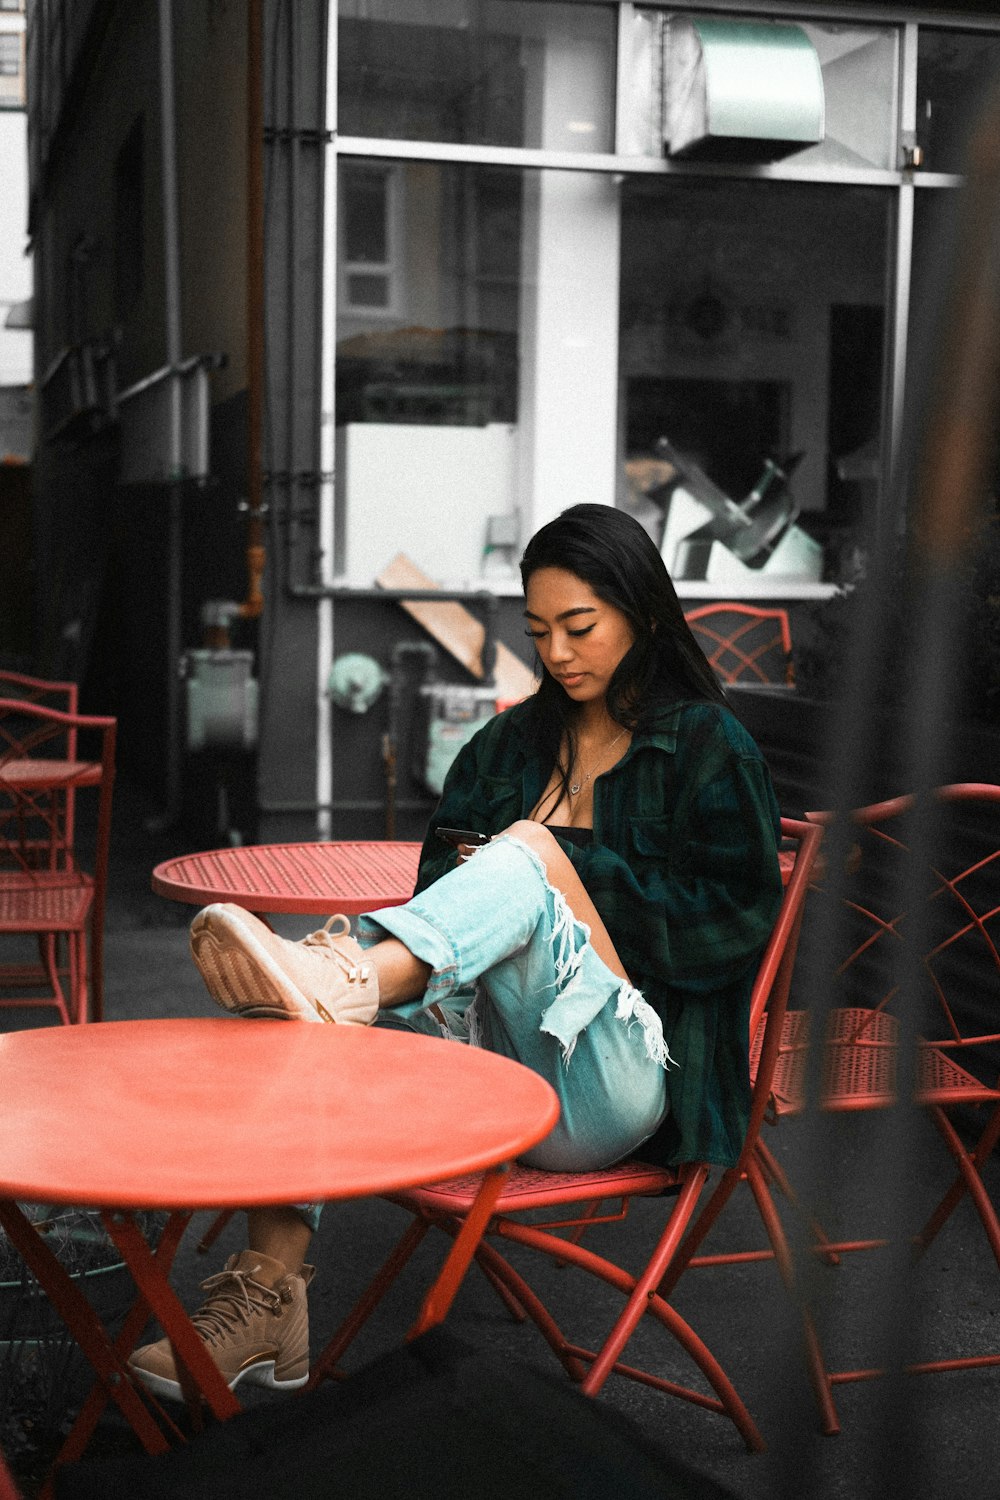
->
[129,502,783,1403]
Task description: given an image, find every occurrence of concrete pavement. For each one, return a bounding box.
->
[4,779,1000,1498]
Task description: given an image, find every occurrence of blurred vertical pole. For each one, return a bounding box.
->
[767,80,1000,1498]
[317,2,338,837]
[244,0,265,625]
[149,0,184,831]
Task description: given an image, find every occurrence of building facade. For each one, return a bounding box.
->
[0,0,31,662]
[22,0,1000,841]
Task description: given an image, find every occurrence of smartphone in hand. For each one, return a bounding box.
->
[436,827,491,848]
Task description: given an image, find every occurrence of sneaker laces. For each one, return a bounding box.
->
[300,915,373,986]
[190,1265,284,1347]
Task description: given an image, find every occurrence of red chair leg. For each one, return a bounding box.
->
[495,1169,767,1451]
[196,1208,237,1253]
[744,1155,840,1436]
[472,1236,590,1381]
[916,1104,1000,1269]
[309,1216,431,1387]
[755,1140,841,1266]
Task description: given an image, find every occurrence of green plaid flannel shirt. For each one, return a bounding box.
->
[415,697,783,1169]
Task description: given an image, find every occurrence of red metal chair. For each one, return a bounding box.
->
[0,1449,22,1500]
[675,783,1000,1433]
[0,671,78,709]
[0,673,80,859]
[308,817,823,1451]
[0,700,117,1024]
[0,671,78,712]
[684,603,795,687]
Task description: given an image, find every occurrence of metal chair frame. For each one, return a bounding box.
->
[307,817,823,1452]
[684,602,795,687]
[0,699,117,1025]
[0,674,80,858]
[666,783,1000,1435]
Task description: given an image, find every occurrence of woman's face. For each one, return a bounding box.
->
[523,567,636,708]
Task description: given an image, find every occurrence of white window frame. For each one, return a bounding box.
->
[0,30,21,75]
[337,160,402,318]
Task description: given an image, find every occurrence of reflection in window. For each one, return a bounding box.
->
[916,29,1000,174]
[619,179,890,585]
[340,163,399,314]
[633,12,898,169]
[338,0,615,153]
[334,155,622,584]
[334,162,524,584]
[336,162,520,427]
[0,31,20,74]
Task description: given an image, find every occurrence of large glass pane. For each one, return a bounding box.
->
[619,178,891,587]
[631,12,898,170]
[338,0,616,153]
[337,161,521,427]
[916,29,1000,175]
[335,158,622,586]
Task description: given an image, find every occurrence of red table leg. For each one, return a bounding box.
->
[53,1210,193,1470]
[0,1202,172,1458]
[101,1212,242,1423]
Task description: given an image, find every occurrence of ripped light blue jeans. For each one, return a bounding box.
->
[295,836,670,1233]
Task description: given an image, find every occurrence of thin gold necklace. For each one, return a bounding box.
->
[569,727,628,797]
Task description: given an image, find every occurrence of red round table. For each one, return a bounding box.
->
[0,1018,558,1482]
[152,840,421,916]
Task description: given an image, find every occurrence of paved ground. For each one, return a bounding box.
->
[4,781,1000,1498]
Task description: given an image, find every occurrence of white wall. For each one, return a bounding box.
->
[335,420,518,584]
[0,110,32,386]
[517,24,620,536]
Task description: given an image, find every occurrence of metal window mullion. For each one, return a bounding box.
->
[335,134,909,188]
[664,0,1000,30]
[614,1,635,156]
[885,181,915,518]
[317,0,337,838]
[882,22,919,527]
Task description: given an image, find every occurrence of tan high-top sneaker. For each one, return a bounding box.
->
[189,904,380,1024]
[127,1250,314,1403]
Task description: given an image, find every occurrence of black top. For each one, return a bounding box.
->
[545,824,594,849]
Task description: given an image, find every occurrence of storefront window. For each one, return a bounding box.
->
[336,161,521,428]
[916,29,1000,174]
[335,158,622,585]
[630,12,898,170]
[619,178,891,587]
[338,0,616,154]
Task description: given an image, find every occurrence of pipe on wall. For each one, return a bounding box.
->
[241,0,266,624]
[148,0,185,834]
[316,1,338,836]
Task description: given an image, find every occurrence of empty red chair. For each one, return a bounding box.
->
[0,699,117,1024]
[671,784,1000,1433]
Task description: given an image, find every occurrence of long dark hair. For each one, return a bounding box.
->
[519,504,727,795]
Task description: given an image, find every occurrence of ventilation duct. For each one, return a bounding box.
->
[664,16,825,161]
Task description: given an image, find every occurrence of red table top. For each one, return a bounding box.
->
[0,1019,558,1210]
[152,840,422,915]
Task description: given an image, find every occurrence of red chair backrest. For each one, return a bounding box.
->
[806,784,1000,1054]
[0,699,117,880]
[0,671,78,716]
[685,603,794,687]
[740,816,824,1163]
